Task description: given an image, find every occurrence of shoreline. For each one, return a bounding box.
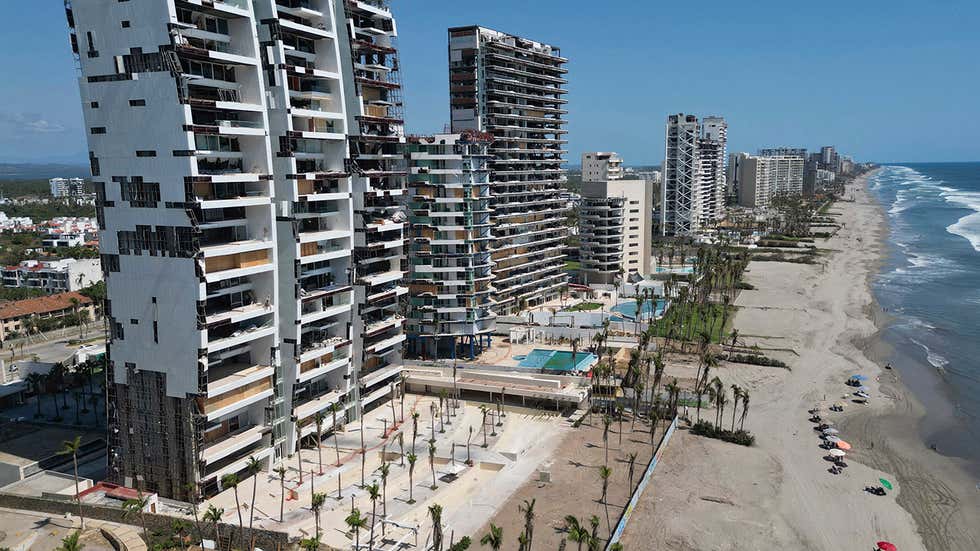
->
[843,172,980,550]
[618,170,979,550]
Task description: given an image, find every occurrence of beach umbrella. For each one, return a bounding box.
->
[858,386,871,392]
[829,449,846,458]
[836,440,852,451]
[879,478,893,490]
[852,374,868,380]
[823,428,839,435]
[876,542,897,551]
[825,435,841,443]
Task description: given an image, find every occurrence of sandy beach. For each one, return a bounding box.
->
[619,172,980,550]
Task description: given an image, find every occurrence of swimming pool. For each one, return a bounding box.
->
[610,299,667,321]
[517,349,597,372]
[655,266,694,274]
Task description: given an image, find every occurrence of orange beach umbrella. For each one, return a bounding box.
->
[836,440,852,451]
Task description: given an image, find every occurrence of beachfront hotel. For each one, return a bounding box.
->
[731,152,805,207]
[405,131,497,359]
[579,152,654,284]
[448,26,569,314]
[661,113,728,236]
[65,0,407,499]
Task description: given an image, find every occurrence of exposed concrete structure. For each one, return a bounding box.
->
[662,114,727,236]
[449,25,569,314]
[581,151,623,182]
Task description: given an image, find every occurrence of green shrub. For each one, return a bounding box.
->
[718,353,789,369]
[690,420,755,446]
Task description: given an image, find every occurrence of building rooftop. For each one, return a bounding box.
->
[0,291,92,321]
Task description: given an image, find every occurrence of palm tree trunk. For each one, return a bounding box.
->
[234,487,244,548]
[73,454,84,529]
[249,474,258,550]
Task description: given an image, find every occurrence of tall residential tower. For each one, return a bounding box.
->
[661,113,727,236]
[448,26,569,314]
[65,0,407,499]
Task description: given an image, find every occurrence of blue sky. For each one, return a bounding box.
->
[2,0,978,165]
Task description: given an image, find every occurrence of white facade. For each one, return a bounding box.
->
[735,153,805,208]
[67,0,412,500]
[662,114,727,236]
[580,178,653,284]
[1,258,101,293]
[49,178,86,198]
[449,26,569,314]
[406,132,496,359]
[581,152,624,182]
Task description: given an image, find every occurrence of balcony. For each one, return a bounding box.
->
[299,335,350,364]
[207,362,276,397]
[207,321,275,353]
[364,332,406,355]
[297,351,350,383]
[359,363,402,388]
[299,241,349,264]
[205,302,274,327]
[203,249,273,282]
[202,376,274,421]
[293,389,343,422]
[299,293,351,324]
[190,180,270,209]
[201,424,269,465]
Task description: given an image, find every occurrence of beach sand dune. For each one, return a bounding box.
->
[620,173,980,551]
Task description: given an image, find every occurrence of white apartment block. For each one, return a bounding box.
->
[661,114,727,236]
[66,0,407,500]
[449,26,569,314]
[734,153,805,208]
[49,177,86,198]
[580,178,653,284]
[1,258,102,293]
[406,132,496,359]
[581,152,623,182]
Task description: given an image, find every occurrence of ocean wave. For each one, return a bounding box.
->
[910,338,950,370]
[940,188,980,253]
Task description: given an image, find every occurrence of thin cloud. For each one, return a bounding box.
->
[0,112,67,133]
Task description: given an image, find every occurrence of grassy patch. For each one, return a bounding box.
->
[563,260,581,271]
[649,302,733,343]
[565,301,602,312]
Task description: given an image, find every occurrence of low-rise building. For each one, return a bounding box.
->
[1,259,101,293]
[42,233,86,248]
[0,291,95,341]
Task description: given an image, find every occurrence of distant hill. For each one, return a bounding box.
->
[0,163,90,181]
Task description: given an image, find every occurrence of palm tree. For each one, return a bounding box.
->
[428,441,438,490]
[366,482,380,548]
[26,372,44,418]
[203,505,224,547]
[57,436,85,529]
[57,530,84,551]
[122,493,150,544]
[379,462,390,516]
[519,498,536,550]
[274,465,287,523]
[311,492,326,539]
[598,466,611,503]
[295,419,305,485]
[728,329,740,360]
[570,337,580,375]
[730,385,742,432]
[411,411,420,453]
[601,415,611,466]
[429,503,444,551]
[329,403,342,466]
[563,516,589,551]
[406,453,418,504]
[314,412,326,475]
[739,390,750,431]
[246,456,262,549]
[480,523,503,550]
[221,473,244,548]
[171,519,191,551]
[184,483,204,545]
[626,452,637,493]
[479,406,489,448]
[299,536,320,551]
[345,508,368,551]
[466,426,474,465]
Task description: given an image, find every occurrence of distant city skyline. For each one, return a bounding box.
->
[2,0,979,164]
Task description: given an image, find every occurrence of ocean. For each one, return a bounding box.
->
[868,162,980,468]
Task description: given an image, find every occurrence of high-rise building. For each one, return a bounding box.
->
[49,177,86,198]
[405,131,496,359]
[661,114,726,236]
[448,26,569,314]
[734,154,805,208]
[581,152,623,182]
[65,0,407,500]
[758,147,806,159]
[579,177,654,284]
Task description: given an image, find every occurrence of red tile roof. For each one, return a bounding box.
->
[0,291,93,321]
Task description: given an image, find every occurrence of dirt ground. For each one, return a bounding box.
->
[473,411,669,550]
